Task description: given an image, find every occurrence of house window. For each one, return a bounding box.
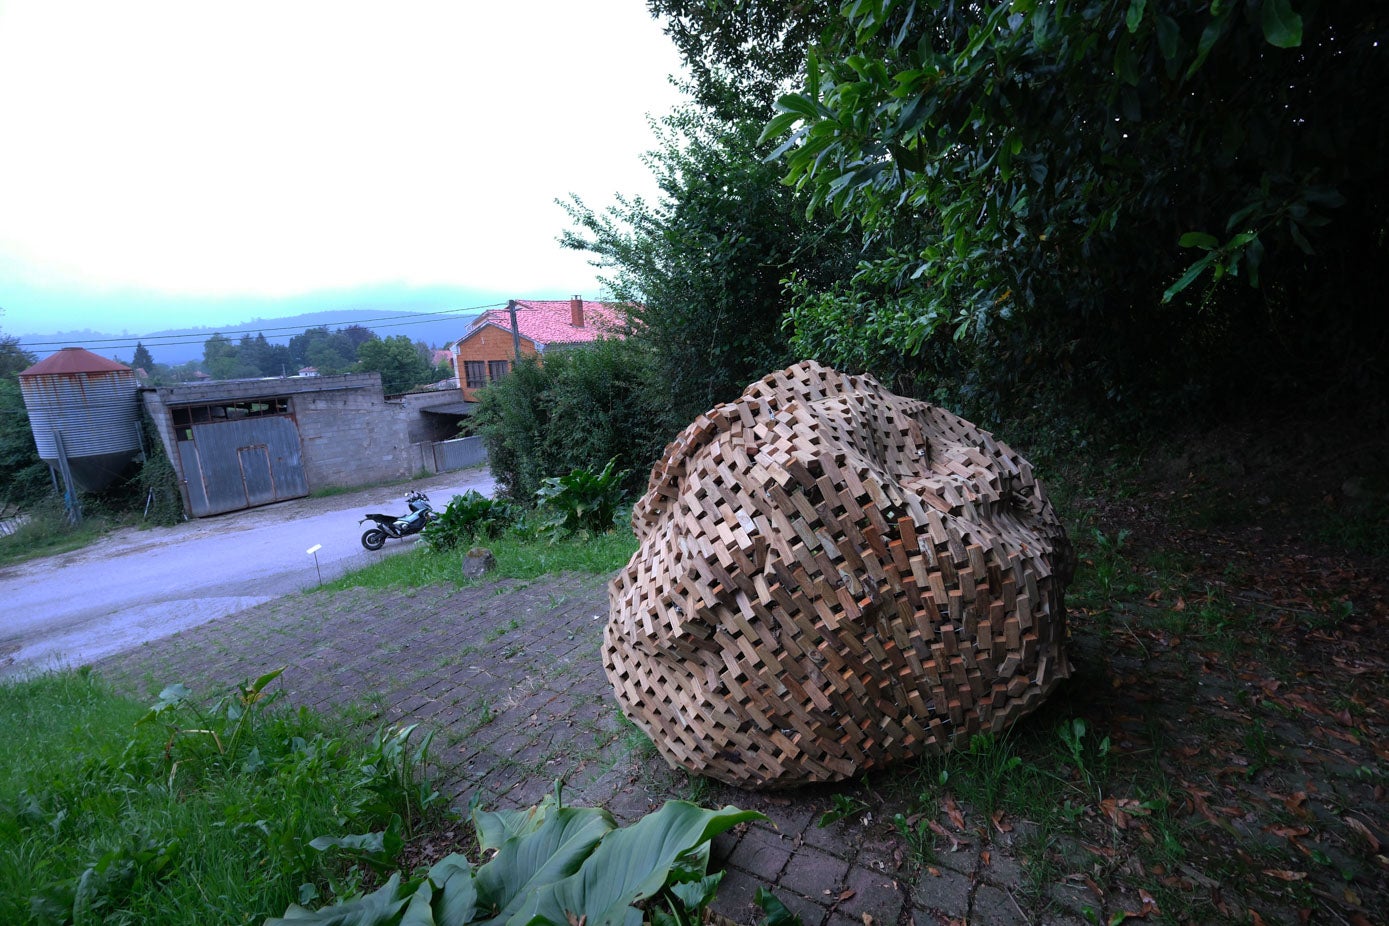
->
[464,361,487,389]
[488,360,510,382]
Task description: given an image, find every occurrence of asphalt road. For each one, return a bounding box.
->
[0,466,496,677]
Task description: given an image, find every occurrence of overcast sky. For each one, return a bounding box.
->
[0,0,688,337]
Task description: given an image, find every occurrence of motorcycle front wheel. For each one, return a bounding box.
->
[361,528,387,551]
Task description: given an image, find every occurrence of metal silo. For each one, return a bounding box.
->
[19,347,142,493]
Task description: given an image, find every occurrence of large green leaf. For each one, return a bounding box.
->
[512,802,764,926]
[1261,0,1302,48]
[1125,0,1146,33]
[427,855,480,926]
[266,872,411,926]
[474,806,616,926]
[473,797,559,854]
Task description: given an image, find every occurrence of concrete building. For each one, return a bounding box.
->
[143,373,483,517]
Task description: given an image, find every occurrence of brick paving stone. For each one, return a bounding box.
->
[853,831,906,877]
[707,866,764,924]
[710,828,743,867]
[778,845,852,906]
[767,890,830,926]
[505,775,555,809]
[727,824,794,882]
[908,863,972,915]
[799,818,866,858]
[604,786,661,824]
[934,838,981,877]
[750,800,818,839]
[970,883,1025,926]
[836,863,905,926]
[1048,882,1099,920]
[977,846,1023,886]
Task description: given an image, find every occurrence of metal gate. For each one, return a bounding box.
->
[178,416,308,516]
[431,435,488,472]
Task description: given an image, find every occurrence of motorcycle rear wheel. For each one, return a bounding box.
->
[361,528,387,551]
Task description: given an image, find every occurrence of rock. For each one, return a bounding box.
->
[604,361,1073,789]
[462,547,496,580]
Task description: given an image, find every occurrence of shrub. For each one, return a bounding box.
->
[473,339,673,505]
[419,491,514,552]
[535,458,628,537]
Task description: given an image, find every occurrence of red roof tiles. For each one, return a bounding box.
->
[462,299,629,349]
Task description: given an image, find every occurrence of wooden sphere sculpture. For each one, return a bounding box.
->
[604,361,1073,788]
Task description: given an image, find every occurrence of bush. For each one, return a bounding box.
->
[0,378,50,508]
[535,458,628,537]
[473,339,673,505]
[419,491,514,552]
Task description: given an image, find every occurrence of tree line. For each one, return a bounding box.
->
[129,324,450,395]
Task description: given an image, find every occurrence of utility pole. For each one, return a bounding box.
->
[507,299,522,363]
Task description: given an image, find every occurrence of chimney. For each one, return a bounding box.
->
[570,294,584,328]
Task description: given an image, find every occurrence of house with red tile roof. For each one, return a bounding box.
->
[451,296,629,401]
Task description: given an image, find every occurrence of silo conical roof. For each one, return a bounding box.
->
[20,347,131,377]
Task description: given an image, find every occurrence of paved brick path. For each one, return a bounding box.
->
[99,573,1082,926]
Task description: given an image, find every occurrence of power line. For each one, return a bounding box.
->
[17,302,505,350]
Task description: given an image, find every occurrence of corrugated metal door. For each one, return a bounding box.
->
[180,417,308,516]
[431,435,488,472]
[238,445,276,507]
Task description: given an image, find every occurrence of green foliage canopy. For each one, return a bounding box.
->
[131,341,154,371]
[473,339,671,504]
[354,335,435,394]
[0,333,49,505]
[562,99,860,424]
[646,0,830,119]
[763,0,1388,414]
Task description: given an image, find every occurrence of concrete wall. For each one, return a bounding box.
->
[144,374,414,501]
[292,376,414,488]
[143,374,487,514]
[394,389,467,443]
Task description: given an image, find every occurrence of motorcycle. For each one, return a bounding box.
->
[359,490,436,550]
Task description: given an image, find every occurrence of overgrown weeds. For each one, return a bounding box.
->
[0,500,113,566]
[886,427,1389,924]
[0,668,441,925]
[322,528,638,592]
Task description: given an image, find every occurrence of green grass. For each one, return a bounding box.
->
[321,528,639,592]
[0,508,112,566]
[0,669,439,926]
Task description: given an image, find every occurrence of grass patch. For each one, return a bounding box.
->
[0,668,440,926]
[0,506,112,567]
[322,528,639,592]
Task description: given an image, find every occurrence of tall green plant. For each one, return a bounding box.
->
[420,491,514,551]
[535,459,628,537]
[267,792,764,926]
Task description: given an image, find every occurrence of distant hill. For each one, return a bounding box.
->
[18,308,487,365]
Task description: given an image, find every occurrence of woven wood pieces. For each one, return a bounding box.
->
[604,361,1073,789]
